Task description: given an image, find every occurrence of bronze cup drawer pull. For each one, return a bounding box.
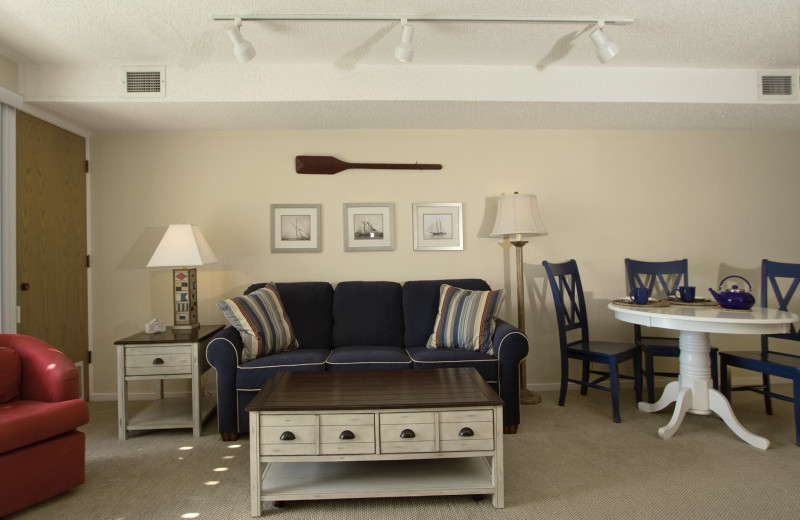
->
[152,358,164,365]
[279,431,296,441]
[399,428,416,439]
[339,430,355,440]
[459,427,475,437]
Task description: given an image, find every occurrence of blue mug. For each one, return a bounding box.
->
[630,287,650,305]
[677,285,696,302]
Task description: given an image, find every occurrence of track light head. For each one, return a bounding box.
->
[394,22,414,63]
[227,19,256,64]
[590,23,619,63]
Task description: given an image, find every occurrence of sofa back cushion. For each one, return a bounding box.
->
[402,279,491,348]
[246,282,334,350]
[333,281,404,347]
[0,346,21,404]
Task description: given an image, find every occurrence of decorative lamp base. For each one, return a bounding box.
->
[172,267,199,329]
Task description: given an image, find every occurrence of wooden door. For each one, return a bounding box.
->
[16,111,88,397]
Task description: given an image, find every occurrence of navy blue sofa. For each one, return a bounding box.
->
[206,279,529,440]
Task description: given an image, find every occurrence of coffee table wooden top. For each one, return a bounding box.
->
[247,367,504,412]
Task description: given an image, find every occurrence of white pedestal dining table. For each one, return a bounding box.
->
[608,302,798,449]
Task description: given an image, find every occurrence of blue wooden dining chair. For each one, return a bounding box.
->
[719,259,800,446]
[543,259,642,423]
[625,258,719,402]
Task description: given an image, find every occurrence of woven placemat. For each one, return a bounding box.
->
[667,297,717,307]
[611,298,671,308]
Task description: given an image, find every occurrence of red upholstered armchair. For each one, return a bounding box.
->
[0,334,89,517]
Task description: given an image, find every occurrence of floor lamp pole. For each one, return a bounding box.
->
[511,239,542,405]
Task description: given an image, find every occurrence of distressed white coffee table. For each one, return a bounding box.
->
[246,367,504,516]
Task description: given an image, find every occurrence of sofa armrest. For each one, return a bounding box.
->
[206,326,244,437]
[492,319,529,430]
[0,334,80,402]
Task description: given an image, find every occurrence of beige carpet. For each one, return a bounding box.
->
[7,387,800,520]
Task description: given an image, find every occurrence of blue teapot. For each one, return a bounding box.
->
[708,275,756,310]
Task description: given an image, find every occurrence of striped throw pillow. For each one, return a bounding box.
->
[217,284,299,362]
[426,284,505,354]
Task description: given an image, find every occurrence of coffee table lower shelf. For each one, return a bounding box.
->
[258,457,495,506]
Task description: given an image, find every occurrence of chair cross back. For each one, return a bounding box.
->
[546,260,589,343]
[625,258,688,298]
[762,261,800,342]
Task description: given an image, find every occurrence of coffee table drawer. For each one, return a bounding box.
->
[439,410,494,452]
[320,413,375,455]
[259,415,317,455]
[380,412,436,453]
[125,346,191,376]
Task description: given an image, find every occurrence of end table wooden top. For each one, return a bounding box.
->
[247,367,504,412]
[114,324,224,345]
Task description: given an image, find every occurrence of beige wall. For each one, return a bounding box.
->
[0,54,19,92]
[89,129,800,399]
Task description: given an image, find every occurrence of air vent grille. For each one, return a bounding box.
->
[126,71,161,93]
[757,71,797,101]
[121,66,166,97]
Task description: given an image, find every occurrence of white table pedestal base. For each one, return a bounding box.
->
[637,330,770,450]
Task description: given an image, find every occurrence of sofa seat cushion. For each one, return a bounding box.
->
[406,346,498,384]
[0,399,89,453]
[326,346,412,371]
[235,349,329,390]
[0,346,20,404]
[402,279,491,348]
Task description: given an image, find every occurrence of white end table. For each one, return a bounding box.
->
[609,303,797,449]
[115,324,223,440]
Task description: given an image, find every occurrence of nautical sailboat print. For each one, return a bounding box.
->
[424,214,452,239]
[281,215,311,241]
[354,214,383,240]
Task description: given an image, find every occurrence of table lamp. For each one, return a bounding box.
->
[490,192,548,405]
[147,224,218,330]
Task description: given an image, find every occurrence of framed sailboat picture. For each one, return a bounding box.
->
[412,202,463,251]
[343,203,394,251]
[271,204,322,253]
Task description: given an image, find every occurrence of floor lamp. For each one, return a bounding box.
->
[491,192,548,405]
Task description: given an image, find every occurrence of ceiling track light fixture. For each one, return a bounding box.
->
[590,21,620,63]
[394,19,414,63]
[212,14,634,64]
[226,17,256,64]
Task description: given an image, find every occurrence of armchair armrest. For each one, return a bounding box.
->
[206,326,245,438]
[492,319,529,431]
[0,334,80,402]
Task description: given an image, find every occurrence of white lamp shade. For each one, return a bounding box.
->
[147,224,218,267]
[490,193,548,238]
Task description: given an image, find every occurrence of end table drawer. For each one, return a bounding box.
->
[125,346,191,376]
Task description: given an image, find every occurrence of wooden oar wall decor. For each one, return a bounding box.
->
[295,155,442,175]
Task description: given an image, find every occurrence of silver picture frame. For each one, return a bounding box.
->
[270,204,322,253]
[343,203,394,251]
[412,202,463,251]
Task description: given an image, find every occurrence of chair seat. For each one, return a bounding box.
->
[720,350,800,376]
[567,340,640,359]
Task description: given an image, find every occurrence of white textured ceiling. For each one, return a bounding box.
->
[0,1,799,132]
